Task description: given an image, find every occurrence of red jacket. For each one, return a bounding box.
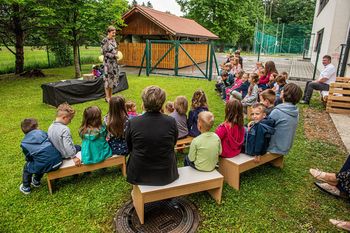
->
[215,123,245,158]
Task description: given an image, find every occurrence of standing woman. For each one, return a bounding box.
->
[101,26,119,103]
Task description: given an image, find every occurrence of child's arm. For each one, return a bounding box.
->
[61,129,78,158]
[187,140,197,162]
[21,146,32,161]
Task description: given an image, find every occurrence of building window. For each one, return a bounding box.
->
[314,29,324,52]
[318,0,329,15]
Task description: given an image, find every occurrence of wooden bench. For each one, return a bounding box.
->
[47,152,126,194]
[218,153,283,190]
[131,166,223,224]
[326,77,350,114]
[175,136,193,151]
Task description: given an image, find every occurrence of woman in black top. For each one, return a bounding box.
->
[125,86,179,185]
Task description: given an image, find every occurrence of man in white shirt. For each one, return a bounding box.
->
[300,55,336,104]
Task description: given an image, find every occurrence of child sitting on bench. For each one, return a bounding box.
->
[79,106,112,164]
[170,96,189,139]
[245,103,275,162]
[259,89,276,115]
[184,111,222,171]
[215,99,245,158]
[105,96,129,156]
[188,89,209,137]
[267,83,303,155]
[20,118,62,194]
[48,103,81,166]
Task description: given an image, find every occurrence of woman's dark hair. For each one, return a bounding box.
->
[107,96,128,137]
[191,89,208,109]
[79,106,102,137]
[282,83,303,105]
[225,99,244,127]
[265,61,278,75]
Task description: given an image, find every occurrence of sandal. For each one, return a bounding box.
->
[314,182,348,199]
[330,219,350,231]
[309,168,337,185]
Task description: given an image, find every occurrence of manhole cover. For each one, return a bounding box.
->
[114,198,200,233]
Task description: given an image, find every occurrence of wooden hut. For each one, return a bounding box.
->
[119,6,219,69]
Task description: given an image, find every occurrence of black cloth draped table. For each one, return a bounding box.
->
[41,72,128,106]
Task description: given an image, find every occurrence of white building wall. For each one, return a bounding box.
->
[310,0,350,75]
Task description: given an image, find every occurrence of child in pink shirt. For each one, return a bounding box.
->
[225,70,244,101]
[215,99,245,158]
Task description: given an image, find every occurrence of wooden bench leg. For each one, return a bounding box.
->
[132,185,144,224]
[270,156,284,168]
[47,177,53,194]
[121,159,126,177]
[207,182,223,204]
[219,159,240,190]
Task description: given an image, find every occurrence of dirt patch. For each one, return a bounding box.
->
[303,108,345,148]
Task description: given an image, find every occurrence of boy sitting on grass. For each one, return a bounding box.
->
[184,111,222,171]
[20,118,62,194]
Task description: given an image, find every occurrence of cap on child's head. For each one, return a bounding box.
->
[21,118,38,134]
[57,103,75,118]
[198,111,214,132]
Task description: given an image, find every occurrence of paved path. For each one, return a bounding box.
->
[330,113,350,153]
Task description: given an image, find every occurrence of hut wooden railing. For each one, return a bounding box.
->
[119,42,208,69]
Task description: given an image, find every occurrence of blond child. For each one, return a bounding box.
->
[165,101,175,115]
[184,111,222,171]
[245,103,275,162]
[48,103,81,166]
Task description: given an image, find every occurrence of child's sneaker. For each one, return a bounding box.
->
[31,177,41,188]
[19,184,31,195]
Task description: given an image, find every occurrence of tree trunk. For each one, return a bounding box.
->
[73,43,80,78]
[13,3,24,74]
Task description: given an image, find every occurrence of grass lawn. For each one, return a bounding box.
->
[0,65,349,232]
[0,46,100,74]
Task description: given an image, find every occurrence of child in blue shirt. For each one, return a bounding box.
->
[20,118,62,194]
[245,103,275,162]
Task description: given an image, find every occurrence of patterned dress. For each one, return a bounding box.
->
[101,37,119,88]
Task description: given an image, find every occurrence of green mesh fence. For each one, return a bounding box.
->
[253,23,312,55]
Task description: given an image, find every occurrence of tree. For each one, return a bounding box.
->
[176,0,264,49]
[0,1,50,74]
[146,1,153,8]
[47,0,128,78]
[268,0,316,24]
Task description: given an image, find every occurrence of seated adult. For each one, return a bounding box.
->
[267,83,303,155]
[125,86,179,186]
[300,55,336,104]
[309,155,350,231]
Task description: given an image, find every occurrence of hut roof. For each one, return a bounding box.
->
[122,6,219,40]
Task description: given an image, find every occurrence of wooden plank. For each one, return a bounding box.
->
[336,77,350,82]
[327,95,350,102]
[330,82,350,88]
[326,107,350,114]
[327,101,350,108]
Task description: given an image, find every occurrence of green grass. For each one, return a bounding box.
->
[0,46,101,74]
[0,65,349,232]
